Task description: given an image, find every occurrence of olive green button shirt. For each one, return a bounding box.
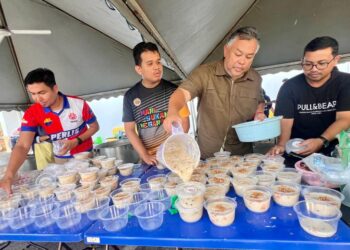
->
[180,60,263,159]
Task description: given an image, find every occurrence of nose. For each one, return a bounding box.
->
[238,57,246,65]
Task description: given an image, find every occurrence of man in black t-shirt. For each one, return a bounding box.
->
[269,36,350,158]
[123,42,190,165]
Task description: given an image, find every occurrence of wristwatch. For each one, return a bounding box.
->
[76,137,83,145]
[319,135,330,148]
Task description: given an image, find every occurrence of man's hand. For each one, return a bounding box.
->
[0,177,13,196]
[254,112,266,121]
[267,144,285,156]
[163,114,183,134]
[58,139,79,155]
[141,152,157,166]
[295,138,323,156]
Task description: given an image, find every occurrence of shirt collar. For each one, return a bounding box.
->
[215,60,256,82]
[44,92,69,113]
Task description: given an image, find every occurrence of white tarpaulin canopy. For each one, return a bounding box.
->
[1,0,350,111]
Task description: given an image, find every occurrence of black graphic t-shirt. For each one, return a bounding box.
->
[275,70,350,140]
[123,79,177,154]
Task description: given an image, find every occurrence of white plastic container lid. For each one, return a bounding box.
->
[286,138,306,154]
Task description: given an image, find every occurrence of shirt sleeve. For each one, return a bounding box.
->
[122,92,135,122]
[274,83,295,118]
[179,66,206,99]
[82,101,97,124]
[336,78,350,111]
[21,107,38,132]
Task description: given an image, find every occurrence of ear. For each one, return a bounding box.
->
[334,55,341,64]
[223,44,228,58]
[135,65,142,76]
[53,84,59,94]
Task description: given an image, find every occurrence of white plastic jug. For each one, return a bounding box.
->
[156,123,200,181]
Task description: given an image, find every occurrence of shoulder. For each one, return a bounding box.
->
[161,79,178,89]
[333,70,350,83]
[25,103,42,114]
[281,73,305,89]
[124,82,141,97]
[248,68,262,82]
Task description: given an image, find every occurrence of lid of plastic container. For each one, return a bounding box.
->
[176,182,205,197]
[35,173,56,187]
[285,138,306,154]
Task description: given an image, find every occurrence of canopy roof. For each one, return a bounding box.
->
[1,0,349,110]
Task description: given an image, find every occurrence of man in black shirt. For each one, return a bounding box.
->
[269,36,350,157]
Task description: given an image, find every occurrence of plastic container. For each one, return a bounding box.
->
[147,174,167,190]
[243,186,272,213]
[117,163,134,177]
[54,184,76,202]
[73,186,92,200]
[73,151,91,160]
[91,155,107,167]
[99,175,119,190]
[99,205,129,232]
[285,138,306,154]
[204,197,237,227]
[74,195,96,213]
[110,188,133,208]
[79,167,99,182]
[0,209,9,230]
[35,173,57,187]
[120,178,141,193]
[256,170,275,187]
[231,176,258,197]
[230,165,256,178]
[206,167,229,177]
[156,123,200,182]
[204,184,227,200]
[293,200,342,237]
[53,204,81,229]
[189,173,207,184]
[232,116,282,142]
[134,201,165,231]
[140,183,151,193]
[57,171,78,185]
[148,189,171,211]
[175,199,203,223]
[100,157,116,169]
[213,151,231,160]
[38,184,56,199]
[207,174,231,193]
[302,186,344,217]
[164,181,177,196]
[261,160,285,174]
[7,206,34,230]
[93,185,111,200]
[272,181,300,207]
[87,197,110,220]
[277,169,302,184]
[30,202,58,228]
[295,161,338,188]
[176,182,205,208]
[128,192,149,214]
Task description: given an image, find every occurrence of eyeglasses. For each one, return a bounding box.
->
[301,57,336,71]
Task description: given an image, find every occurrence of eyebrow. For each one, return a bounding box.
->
[236,48,255,56]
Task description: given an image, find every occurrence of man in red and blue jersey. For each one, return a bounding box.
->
[0,68,99,194]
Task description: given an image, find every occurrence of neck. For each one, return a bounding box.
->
[50,94,63,111]
[141,79,161,88]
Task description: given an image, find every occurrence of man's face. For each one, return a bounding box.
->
[302,47,339,83]
[135,50,163,86]
[27,82,58,108]
[223,38,259,80]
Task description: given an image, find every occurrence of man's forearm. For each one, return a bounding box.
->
[322,119,350,141]
[4,145,30,180]
[277,119,293,146]
[78,122,99,141]
[168,88,189,116]
[125,129,149,157]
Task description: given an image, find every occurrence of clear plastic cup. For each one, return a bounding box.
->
[7,206,34,230]
[87,197,110,220]
[189,173,207,184]
[53,204,81,229]
[134,201,165,231]
[256,170,275,187]
[262,160,285,174]
[277,169,302,184]
[272,181,300,207]
[293,200,342,237]
[74,195,96,213]
[230,165,256,178]
[204,184,227,200]
[148,189,171,211]
[243,186,272,213]
[79,167,99,182]
[93,185,111,201]
[120,178,141,193]
[30,202,58,228]
[110,188,133,208]
[175,199,203,223]
[207,174,231,193]
[206,166,229,177]
[91,155,107,167]
[73,152,91,160]
[147,174,167,190]
[99,205,129,232]
[140,183,151,193]
[0,209,9,230]
[164,181,178,196]
[302,186,344,217]
[117,163,134,177]
[204,197,237,227]
[99,175,119,190]
[100,157,116,169]
[128,192,149,214]
[54,184,76,202]
[231,176,258,197]
[176,182,205,208]
[73,186,93,200]
[57,171,78,185]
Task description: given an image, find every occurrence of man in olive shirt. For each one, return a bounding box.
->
[164,26,265,159]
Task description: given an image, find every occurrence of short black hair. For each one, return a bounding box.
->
[304,36,339,56]
[227,26,260,45]
[24,68,56,88]
[133,42,160,66]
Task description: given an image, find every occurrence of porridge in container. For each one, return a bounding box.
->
[99,176,119,190]
[94,186,112,200]
[207,174,231,193]
[261,161,285,174]
[91,155,107,167]
[256,171,275,187]
[204,197,237,227]
[302,186,344,217]
[204,184,227,200]
[100,157,116,169]
[231,176,258,197]
[272,182,300,207]
[294,200,341,238]
[164,181,178,196]
[54,184,76,201]
[190,173,207,184]
[176,182,205,208]
[117,163,134,176]
[57,171,77,185]
[73,186,92,200]
[79,167,99,182]
[120,178,141,193]
[277,169,302,184]
[74,195,95,213]
[230,165,255,178]
[110,189,133,208]
[147,174,167,190]
[243,186,272,213]
[206,167,228,176]
[175,199,203,223]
